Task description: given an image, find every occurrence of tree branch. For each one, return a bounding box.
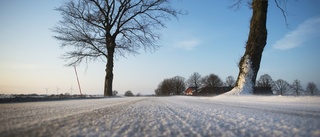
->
[274,0,289,28]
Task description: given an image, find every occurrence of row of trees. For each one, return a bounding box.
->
[256,74,319,96]
[155,72,319,96]
[113,90,141,97]
[155,72,232,96]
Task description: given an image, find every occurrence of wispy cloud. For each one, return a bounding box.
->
[273,16,320,50]
[174,39,200,51]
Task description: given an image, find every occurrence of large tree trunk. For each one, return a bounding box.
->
[227,0,268,95]
[104,44,115,96]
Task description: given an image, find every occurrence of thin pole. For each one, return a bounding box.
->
[74,65,82,95]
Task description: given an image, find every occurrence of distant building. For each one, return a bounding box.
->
[197,87,232,96]
[194,87,273,96]
[253,87,273,95]
[185,87,198,95]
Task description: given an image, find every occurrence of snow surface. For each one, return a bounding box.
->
[1,96,320,137]
[225,55,254,95]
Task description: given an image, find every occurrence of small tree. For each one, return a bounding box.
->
[306,82,318,96]
[112,90,118,96]
[136,93,142,96]
[187,72,202,90]
[225,76,235,87]
[272,79,291,95]
[124,90,134,97]
[172,76,186,95]
[155,78,172,96]
[257,74,273,88]
[292,79,304,96]
[202,74,223,88]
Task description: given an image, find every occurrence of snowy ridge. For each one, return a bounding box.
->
[224,55,254,95]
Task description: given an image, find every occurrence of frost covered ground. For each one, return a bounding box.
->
[1,96,320,137]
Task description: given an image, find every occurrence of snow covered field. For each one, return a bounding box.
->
[1,96,320,137]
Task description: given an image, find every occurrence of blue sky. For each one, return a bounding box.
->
[1,0,319,95]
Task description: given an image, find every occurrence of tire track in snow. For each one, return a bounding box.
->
[110,97,198,136]
[163,105,200,136]
[155,97,239,136]
[155,98,202,137]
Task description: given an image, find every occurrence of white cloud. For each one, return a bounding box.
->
[273,16,320,50]
[174,39,200,51]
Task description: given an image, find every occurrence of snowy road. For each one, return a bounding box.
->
[1,96,320,137]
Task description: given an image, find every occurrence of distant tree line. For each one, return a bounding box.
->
[155,72,319,96]
[257,74,319,96]
[155,72,230,96]
[112,90,142,97]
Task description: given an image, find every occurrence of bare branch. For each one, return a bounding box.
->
[53,0,181,65]
[229,0,243,10]
[274,0,289,27]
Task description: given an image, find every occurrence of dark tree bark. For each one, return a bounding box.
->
[105,44,115,96]
[230,0,268,95]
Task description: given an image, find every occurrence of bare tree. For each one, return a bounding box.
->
[257,74,273,88]
[292,79,303,96]
[155,76,186,96]
[306,82,318,96]
[112,90,118,96]
[272,79,291,95]
[202,74,223,88]
[187,72,202,90]
[229,0,288,95]
[53,0,181,96]
[154,87,162,96]
[124,90,134,96]
[155,79,170,96]
[225,76,235,87]
[171,76,186,95]
[136,93,142,96]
